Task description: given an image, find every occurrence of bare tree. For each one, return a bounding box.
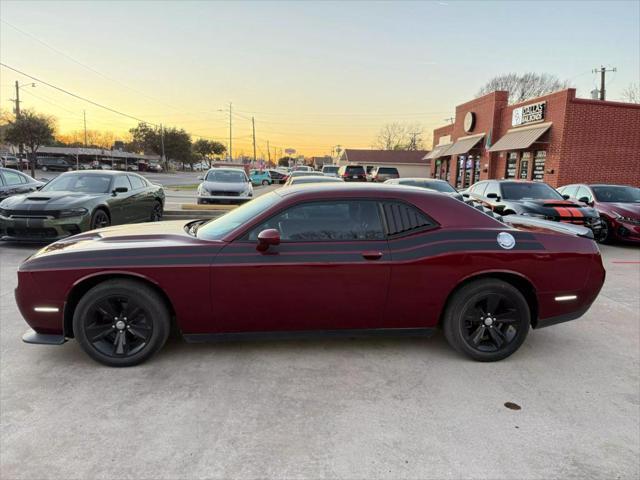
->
[374,123,424,150]
[476,72,572,104]
[4,110,55,176]
[621,83,640,104]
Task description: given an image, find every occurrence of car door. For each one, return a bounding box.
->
[210,199,391,333]
[108,175,135,224]
[1,170,34,199]
[127,174,152,221]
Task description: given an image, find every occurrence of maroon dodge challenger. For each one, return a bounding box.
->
[16,184,605,367]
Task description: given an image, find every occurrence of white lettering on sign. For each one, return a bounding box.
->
[512,101,546,127]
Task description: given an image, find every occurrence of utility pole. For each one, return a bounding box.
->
[14,80,21,117]
[83,110,88,147]
[160,124,166,171]
[251,116,257,164]
[267,140,271,165]
[229,102,233,161]
[592,65,617,101]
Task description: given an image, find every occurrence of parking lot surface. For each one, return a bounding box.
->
[1,242,638,479]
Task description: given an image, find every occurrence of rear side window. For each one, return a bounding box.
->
[128,175,146,189]
[471,182,488,196]
[381,201,435,236]
[3,170,27,185]
[560,185,578,198]
[484,182,500,198]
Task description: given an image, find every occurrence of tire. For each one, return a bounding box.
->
[261,180,269,186]
[73,279,171,367]
[90,209,111,230]
[443,279,530,362]
[150,201,163,221]
[596,219,611,244]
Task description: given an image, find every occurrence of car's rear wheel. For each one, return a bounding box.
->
[443,279,529,362]
[90,209,110,230]
[261,179,269,186]
[150,201,163,221]
[73,279,170,367]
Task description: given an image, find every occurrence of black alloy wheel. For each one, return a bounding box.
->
[151,201,163,221]
[261,179,269,186]
[73,279,170,367]
[444,279,529,361]
[90,209,110,230]
[596,220,610,244]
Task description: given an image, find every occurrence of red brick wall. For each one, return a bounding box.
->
[433,124,453,147]
[558,96,640,187]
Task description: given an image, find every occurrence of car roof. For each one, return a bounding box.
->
[57,169,124,175]
[397,177,447,182]
[205,167,245,173]
[275,182,445,198]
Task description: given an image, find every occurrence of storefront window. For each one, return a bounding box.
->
[533,150,546,182]
[463,156,473,188]
[456,157,464,188]
[519,152,531,179]
[473,156,481,183]
[445,159,451,182]
[506,152,517,179]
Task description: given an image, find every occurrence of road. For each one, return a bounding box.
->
[0,242,638,479]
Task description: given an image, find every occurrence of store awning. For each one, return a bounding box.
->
[446,133,485,156]
[488,122,552,152]
[424,143,452,160]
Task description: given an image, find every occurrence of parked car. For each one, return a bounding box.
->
[147,164,163,172]
[16,183,605,367]
[321,165,340,177]
[0,171,164,242]
[337,165,367,182]
[385,178,464,201]
[249,169,273,186]
[268,169,288,184]
[0,168,44,201]
[464,180,605,241]
[284,176,343,186]
[369,166,399,182]
[557,183,640,244]
[1,155,20,169]
[292,165,313,172]
[37,157,75,172]
[197,168,253,204]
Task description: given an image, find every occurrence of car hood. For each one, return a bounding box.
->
[201,181,248,192]
[21,220,225,269]
[0,191,103,210]
[511,199,599,217]
[599,202,640,218]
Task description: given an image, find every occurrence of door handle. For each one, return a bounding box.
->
[361,251,383,260]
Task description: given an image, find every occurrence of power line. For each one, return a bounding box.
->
[0,63,159,126]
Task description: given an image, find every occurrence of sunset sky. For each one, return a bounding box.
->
[1,0,639,157]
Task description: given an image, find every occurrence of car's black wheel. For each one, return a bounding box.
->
[443,279,530,362]
[261,179,269,186]
[90,209,110,230]
[73,279,170,367]
[596,219,611,244]
[150,201,163,221]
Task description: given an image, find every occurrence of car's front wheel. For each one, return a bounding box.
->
[261,179,270,186]
[596,219,611,244]
[443,279,530,362]
[90,209,110,230]
[150,201,163,221]
[73,279,171,367]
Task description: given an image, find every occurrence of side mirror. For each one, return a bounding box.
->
[578,196,590,204]
[462,192,470,198]
[562,194,570,200]
[486,192,500,201]
[257,228,280,252]
[113,187,128,195]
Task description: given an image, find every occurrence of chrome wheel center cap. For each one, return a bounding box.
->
[115,320,126,330]
[484,317,494,326]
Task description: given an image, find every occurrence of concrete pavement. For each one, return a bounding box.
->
[0,243,638,479]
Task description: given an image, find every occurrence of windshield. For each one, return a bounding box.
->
[592,185,640,203]
[40,174,112,193]
[205,170,246,183]
[323,166,339,173]
[401,180,456,193]
[345,166,365,174]
[501,182,563,201]
[197,192,281,240]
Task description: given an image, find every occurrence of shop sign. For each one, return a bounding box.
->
[512,101,546,127]
[532,150,546,182]
[506,152,517,179]
[463,112,476,133]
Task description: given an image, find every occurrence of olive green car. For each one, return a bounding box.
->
[0,171,164,242]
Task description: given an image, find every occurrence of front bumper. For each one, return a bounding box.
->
[197,192,252,204]
[0,214,90,242]
[611,219,640,243]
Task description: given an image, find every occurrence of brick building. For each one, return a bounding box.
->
[428,89,640,188]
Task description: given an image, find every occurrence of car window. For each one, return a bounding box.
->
[41,174,112,193]
[560,185,578,198]
[378,167,398,174]
[345,165,365,174]
[592,185,640,203]
[127,175,145,190]
[246,200,385,241]
[3,170,27,186]
[575,186,593,202]
[205,170,246,183]
[484,182,500,198]
[381,201,435,236]
[114,175,132,190]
